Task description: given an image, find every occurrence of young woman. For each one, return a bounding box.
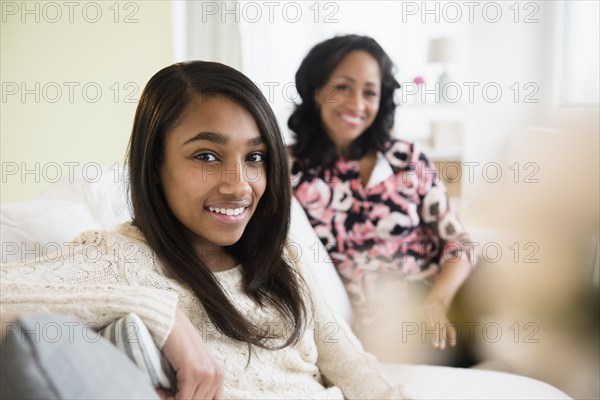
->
[0,61,409,399]
[288,35,475,360]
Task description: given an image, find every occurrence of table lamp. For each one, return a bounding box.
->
[427,37,455,102]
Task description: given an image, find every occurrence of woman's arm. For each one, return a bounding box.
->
[423,254,472,349]
[0,230,178,346]
[160,308,224,400]
[0,281,178,347]
[414,148,475,349]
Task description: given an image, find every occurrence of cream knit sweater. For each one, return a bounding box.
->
[0,224,409,399]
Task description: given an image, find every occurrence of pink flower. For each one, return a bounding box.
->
[335,255,362,281]
[413,76,425,85]
[331,181,353,212]
[347,221,376,246]
[374,240,401,260]
[335,160,359,175]
[350,179,362,193]
[294,180,331,219]
[370,203,391,220]
[376,212,413,239]
[314,224,336,249]
[334,213,349,251]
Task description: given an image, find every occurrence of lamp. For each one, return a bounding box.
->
[427,37,455,102]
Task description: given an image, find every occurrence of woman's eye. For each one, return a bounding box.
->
[365,91,379,97]
[335,84,350,92]
[246,152,264,163]
[194,153,218,162]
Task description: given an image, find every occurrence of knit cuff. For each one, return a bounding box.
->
[0,282,178,349]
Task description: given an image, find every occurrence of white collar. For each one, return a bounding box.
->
[365,151,394,189]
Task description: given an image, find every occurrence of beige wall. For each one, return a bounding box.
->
[1,1,173,203]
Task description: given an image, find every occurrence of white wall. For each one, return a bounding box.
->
[1,1,173,203]
[237,1,465,144]
[459,1,599,233]
[459,1,548,215]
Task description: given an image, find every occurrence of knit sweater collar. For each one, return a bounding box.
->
[115,222,242,283]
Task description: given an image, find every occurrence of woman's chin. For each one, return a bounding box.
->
[214,235,243,247]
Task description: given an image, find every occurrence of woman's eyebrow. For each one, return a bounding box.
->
[182,131,227,146]
[247,136,265,147]
[182,132,265,147]
[335,75,380,87]
[338,75,356,83]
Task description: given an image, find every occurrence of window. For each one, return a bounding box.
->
[560,1,599,106]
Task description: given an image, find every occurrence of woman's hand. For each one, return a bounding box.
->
[160,307,224,400]
[421,299,457,350]
[421,256,472,350]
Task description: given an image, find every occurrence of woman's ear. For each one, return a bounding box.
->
[313,89,322,110]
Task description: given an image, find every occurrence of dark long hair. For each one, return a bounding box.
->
[127,61,307,349]
[288,34,400,172]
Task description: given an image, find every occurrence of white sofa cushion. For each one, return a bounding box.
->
[290,197,353,324]
[1,200,97,264]
[37,165,131,231]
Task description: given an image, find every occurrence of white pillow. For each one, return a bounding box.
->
[1,200,97,264]
[37,164,132,231]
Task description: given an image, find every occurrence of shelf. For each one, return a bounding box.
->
[426,147,463,161]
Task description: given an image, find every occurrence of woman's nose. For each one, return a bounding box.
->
[218,162,252,197]
[347,91,366,112]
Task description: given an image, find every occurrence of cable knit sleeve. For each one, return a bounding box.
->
[288,246,412,399]
[0,229,178,347]
[0,282,177,347]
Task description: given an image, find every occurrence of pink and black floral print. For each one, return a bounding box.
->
[292,139,473,326]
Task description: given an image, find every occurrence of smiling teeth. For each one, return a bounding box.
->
[208,207,245,216]
[341,113,362,124]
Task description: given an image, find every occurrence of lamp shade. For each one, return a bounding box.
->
[427,37,455,63]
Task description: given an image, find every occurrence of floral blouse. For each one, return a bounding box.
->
[291,139,474,326]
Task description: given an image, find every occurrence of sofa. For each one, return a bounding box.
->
[0,166,572,399]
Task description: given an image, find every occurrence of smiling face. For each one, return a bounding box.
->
[160,96,267,262]
[315,50,382,154]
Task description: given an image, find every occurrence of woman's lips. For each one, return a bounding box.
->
[206,206,249,224]
[208,206,246,216]
[340,112,364,126]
